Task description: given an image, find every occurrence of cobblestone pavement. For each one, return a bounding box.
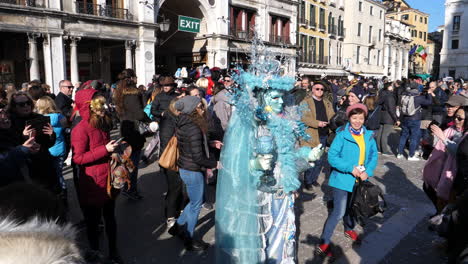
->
[63,140,447,264]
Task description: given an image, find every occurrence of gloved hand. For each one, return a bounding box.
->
[250,154,274,171]
[308,144,324,162]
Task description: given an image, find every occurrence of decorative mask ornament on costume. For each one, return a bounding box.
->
[264,90,284,114]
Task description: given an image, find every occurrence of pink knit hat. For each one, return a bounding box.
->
[346,103,368,117]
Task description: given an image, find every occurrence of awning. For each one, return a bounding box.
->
[358,73,385,78]
[298,68,349,77]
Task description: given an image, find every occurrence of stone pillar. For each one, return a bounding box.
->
[390,46,396,81]
[51,35,66,94]
[135,26,156,86]
[42,34,53,87]
[69,36,81,86]
[403,48,409,79]
[27,33,41,81]
[383,40,390,78]
[396,47,403,81]
[125,40,134,69]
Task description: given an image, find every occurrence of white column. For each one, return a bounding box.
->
[396,47,403,80]
[383,41,390,78]
[403,48,409,79]
[125,40,134,69]
[135,26,156,86]
[390,47,396,81]
[28,33,41,81]
[69,36,81,86]
[51,35,66,94]
[43,34,53,87]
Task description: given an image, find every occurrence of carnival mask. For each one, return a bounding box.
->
[264,90,284,114]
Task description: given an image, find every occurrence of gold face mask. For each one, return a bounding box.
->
[89,96,107,113]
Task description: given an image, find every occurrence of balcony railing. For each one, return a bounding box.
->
[76,2,100,16]
[101,5,133,20]
[230,28,254,40]
[269,35,291,45]
[0,0,44,7]
[75,2,132,20]
[319,23,326,31]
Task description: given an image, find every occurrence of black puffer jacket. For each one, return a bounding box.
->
[160,110,177,152]
[176,114,217,172]
[150,91,176,122]
[378,90,398,125]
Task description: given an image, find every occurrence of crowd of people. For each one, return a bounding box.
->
[0,63,468,263]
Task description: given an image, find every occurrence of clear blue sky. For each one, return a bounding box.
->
[406,0,445,32]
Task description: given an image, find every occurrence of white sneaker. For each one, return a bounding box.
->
[408,156,420,161]
[166,217,176,228]
[396,154,403,159]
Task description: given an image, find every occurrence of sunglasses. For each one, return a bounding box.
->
[16,101,32,107]
[314,88,324,91]
[455,116,465,121]
[62,85,74,89]
[224,79,232,82]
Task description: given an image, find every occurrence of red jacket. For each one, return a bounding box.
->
[71,89,111,207]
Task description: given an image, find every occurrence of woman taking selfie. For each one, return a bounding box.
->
[71,89,121,263]
[168,96,218,251]
[318,103,378,258]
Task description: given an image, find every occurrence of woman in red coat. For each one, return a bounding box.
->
[71,88,121,262]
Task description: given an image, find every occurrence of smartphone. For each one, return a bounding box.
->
[114,137,124,144]
[428,120,440,132]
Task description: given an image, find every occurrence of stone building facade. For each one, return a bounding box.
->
[0,0,299,92]
[383,18,412,81]
[342,0,387,78]
[440,0,468,79]
[297,0,348,78]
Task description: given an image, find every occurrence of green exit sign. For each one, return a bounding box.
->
[178,15,201,33]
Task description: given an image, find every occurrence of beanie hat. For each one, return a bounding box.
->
[336,88,346,97]
[350,86,365,101]
[174,96,201,114]
[346,103,368,117]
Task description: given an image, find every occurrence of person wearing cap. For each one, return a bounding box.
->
[317,103,378,258]
[168,96,218,251]
[300,82,335,190]
[396,85,432,161]
[441,95,468,130]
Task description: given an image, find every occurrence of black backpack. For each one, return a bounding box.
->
[350,179,387,226]
[365,105,381,130]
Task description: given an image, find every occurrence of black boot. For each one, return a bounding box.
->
[168,222,189,240]
[184,238,209,251]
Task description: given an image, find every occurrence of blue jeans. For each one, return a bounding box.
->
[52,155,66,190]
[320,187,355,244]
[398,119,421,157]
[304,135,328,185]
[177,169,204,237]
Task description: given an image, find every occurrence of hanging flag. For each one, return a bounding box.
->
[416,45,427,61]
[409,45,417,55]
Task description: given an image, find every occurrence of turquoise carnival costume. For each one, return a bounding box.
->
[215,39,324,263]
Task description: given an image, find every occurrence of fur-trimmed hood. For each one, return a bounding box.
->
[0,217,83,264]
